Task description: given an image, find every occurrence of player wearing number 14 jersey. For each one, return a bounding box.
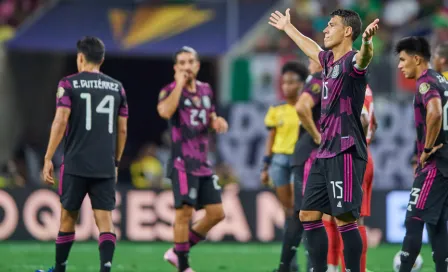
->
[42,37,128,272]
[157,47,228,272]
[395,36,448,272]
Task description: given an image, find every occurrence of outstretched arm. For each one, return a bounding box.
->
[269,9,322,63]
[356,19,379,69]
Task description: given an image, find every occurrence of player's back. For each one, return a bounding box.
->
[414,69,448,174]
[57,72,128,178]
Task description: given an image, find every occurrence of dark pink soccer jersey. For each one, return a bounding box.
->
[56,72,128,178]
[291,72,322,166]
[317,50,368,160]
[414,69,448,174]
[159,81,215,176]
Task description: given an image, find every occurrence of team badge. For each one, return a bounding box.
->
[192,96,201,107]
[56,87,65,98]
[184,98,192,107]
[331,64,340,78]
[159,90,167,100]
[311,83,321,94]
[419,83,430,94]
[202,96,211,109]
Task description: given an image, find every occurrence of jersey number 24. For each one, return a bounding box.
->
[80,93,114,134]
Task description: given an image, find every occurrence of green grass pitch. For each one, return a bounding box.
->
[0,242,434,271]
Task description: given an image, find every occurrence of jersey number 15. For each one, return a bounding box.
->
[80,93,115,134]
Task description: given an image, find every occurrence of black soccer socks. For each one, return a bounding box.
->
[189,229,205,248]
[175,242,190,272]
[427,219,448,272]
[278,215,303,272]
[55,232,75,272]
[338,222,362,272]
[99,232,116,272]
[303,220,328,272]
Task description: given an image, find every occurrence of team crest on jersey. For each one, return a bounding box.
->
[311,83,321,94]
[159,90,167,100]
[192,96,201,107]
[419,83,430,94]
[202,96,211,109]
[56,87,65,98]
[331,64,340,78]
[184,98,192,107]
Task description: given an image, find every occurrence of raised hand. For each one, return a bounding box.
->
[268,8,291,31]
[362,18,379,42]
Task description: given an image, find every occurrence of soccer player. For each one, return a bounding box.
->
[158,46,228,272]
[41,37,128,272]
[261,61,309,272]
[395,36,448,272]
[269,8,379,272]
[433,42,448,79]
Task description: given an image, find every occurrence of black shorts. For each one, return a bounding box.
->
[170,169,222,210]
[292,155,316,212]
[59,173,116,211]
[292,165,304,213]
[301,151,366,218]
[405,168,448,225]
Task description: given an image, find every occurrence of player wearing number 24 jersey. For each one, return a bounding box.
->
[42,37,128,272]
[157,46,228,272]
[395,36,448,272]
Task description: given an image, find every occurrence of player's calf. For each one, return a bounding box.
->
[93,210,116,272]
[427,218,448,272]
[399,217,425,272]
[299,210,327,272]
[55,208,78,272]
[335,213,362,272]
[175,205,194,272]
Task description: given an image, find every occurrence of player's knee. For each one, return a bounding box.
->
[299,210,322,222]
[93,210,114,233]
[334,212,356,226]
[205,205,225,224]
[59,209,78,232]
[404,217,425,235]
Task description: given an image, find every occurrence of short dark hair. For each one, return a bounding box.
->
[174,46,199,63]
[76,36,105,64]
[436,42,448,59]
[394,36,431,61]
[330,9,362,41]
[281,61,309,82]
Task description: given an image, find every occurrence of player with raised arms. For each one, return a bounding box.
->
[269,7,378,272]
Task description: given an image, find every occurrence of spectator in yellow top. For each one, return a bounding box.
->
[260,61,308,272]
[130,143,164,189]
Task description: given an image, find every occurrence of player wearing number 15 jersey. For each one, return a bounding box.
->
[42,37,128,272]
[157,47,229,272]
[395,36,448,272]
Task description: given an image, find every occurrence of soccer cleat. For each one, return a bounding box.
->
[182,268,195,272]
[163,247,178,268]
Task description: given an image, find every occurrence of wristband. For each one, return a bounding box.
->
[424,147,433,153]
[115,160,120,167]
[363,39,372,45]
[263,155,272,165]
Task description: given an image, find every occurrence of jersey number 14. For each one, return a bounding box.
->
[80,93,115,134]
